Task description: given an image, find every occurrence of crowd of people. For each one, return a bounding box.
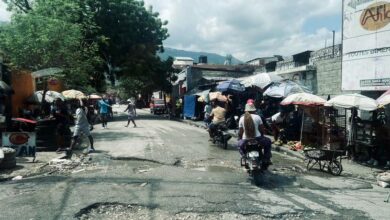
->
[22,94,138,158]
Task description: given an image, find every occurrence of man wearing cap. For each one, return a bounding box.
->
[237,102,272,165]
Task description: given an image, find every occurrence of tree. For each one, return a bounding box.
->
[0,0,103,92]
[1,0,171,95]
[2,0,33,13]
[84,0,169,85]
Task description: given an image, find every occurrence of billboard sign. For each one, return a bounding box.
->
[2,132,36,158]
[343,0,390,90]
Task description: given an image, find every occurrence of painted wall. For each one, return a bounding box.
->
[11,71,35,116]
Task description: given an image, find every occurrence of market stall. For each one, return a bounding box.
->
[281,93,326,147]
[324,93,379,160]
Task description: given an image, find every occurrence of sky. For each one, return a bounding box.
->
[0,0,342,61]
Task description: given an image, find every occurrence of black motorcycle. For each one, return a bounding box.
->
[240,139,268,185]
[212,123,232,149]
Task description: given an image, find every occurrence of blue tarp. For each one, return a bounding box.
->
[184,95,196,118]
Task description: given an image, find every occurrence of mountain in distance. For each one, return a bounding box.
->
[159,47,243,65]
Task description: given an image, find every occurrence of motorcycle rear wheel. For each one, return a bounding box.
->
[252,170,263,186]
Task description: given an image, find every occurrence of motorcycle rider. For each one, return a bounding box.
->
[208,101,226,140]
[237,102,272,165]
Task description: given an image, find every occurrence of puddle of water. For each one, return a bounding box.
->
[191,166,235,173]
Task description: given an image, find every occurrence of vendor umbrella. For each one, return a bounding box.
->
[254,72,283,89]
[12,118,37,124]
[377,89,390,106]
[263,80,312,98]
[62,89,87,100]
[88,94,102,100]
[281,93,326,106]
[324,93,378,111]
[32,68,63,78]
[216,79,245,93]
[281,93,326,143]
[26,90,65,103]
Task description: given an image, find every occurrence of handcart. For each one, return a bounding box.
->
[304,149,345,176]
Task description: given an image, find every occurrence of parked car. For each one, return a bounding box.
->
[150,99,166,115]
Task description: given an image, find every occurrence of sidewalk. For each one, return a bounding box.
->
[179,118,386,182]
[0,151,66,181]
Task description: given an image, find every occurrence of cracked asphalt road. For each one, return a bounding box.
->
[0,107,389,220]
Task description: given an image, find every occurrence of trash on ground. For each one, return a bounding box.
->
[12,175,23,181]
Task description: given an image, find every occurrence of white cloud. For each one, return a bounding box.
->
[0,0,342,61]
[144,0,342,61]
[0,2,11,22]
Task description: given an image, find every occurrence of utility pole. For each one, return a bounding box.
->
[332,30,335,57]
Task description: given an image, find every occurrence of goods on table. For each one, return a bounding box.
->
[287,141,305,151]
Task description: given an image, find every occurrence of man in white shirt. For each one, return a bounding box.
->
[66,100,94,157]
[270,111,288,142]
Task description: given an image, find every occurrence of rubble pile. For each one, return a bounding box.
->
[377,172,390,188]
[77,203,146,220]
[45,155,93,174]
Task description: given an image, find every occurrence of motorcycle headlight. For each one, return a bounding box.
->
[248,151,259,157]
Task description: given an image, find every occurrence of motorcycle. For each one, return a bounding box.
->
[240,139,268,185]
[212,123,232,149]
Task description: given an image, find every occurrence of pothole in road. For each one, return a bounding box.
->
[75,202,154,220]
[75,203,297,220]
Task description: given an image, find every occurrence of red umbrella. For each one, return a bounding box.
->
[13,118,37,124]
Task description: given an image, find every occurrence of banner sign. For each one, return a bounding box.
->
[342,0,390,91]
[2,132,36,158]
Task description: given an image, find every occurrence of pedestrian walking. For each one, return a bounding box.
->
[66,100,95,158]
[52,99,70,153]
[124,100,137,127]
[98,95,111,129]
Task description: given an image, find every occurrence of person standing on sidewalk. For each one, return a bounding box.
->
[124,100,137,127]
[269,111,287,142]
[203,102,212,127]
[66,99,95,157]
[98,95,111,129]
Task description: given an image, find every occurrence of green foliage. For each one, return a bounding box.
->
[85,0,169,84]
[1,0,173,96]
[0,0,103,92]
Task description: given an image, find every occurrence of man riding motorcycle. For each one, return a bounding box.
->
[237,102,272,166]
[208,101,226,140]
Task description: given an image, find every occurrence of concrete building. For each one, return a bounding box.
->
[172,64,255,98]
[245,44,360,98]
[275,51,317,93]
[173,57,194,69]
[309,44,351,97]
